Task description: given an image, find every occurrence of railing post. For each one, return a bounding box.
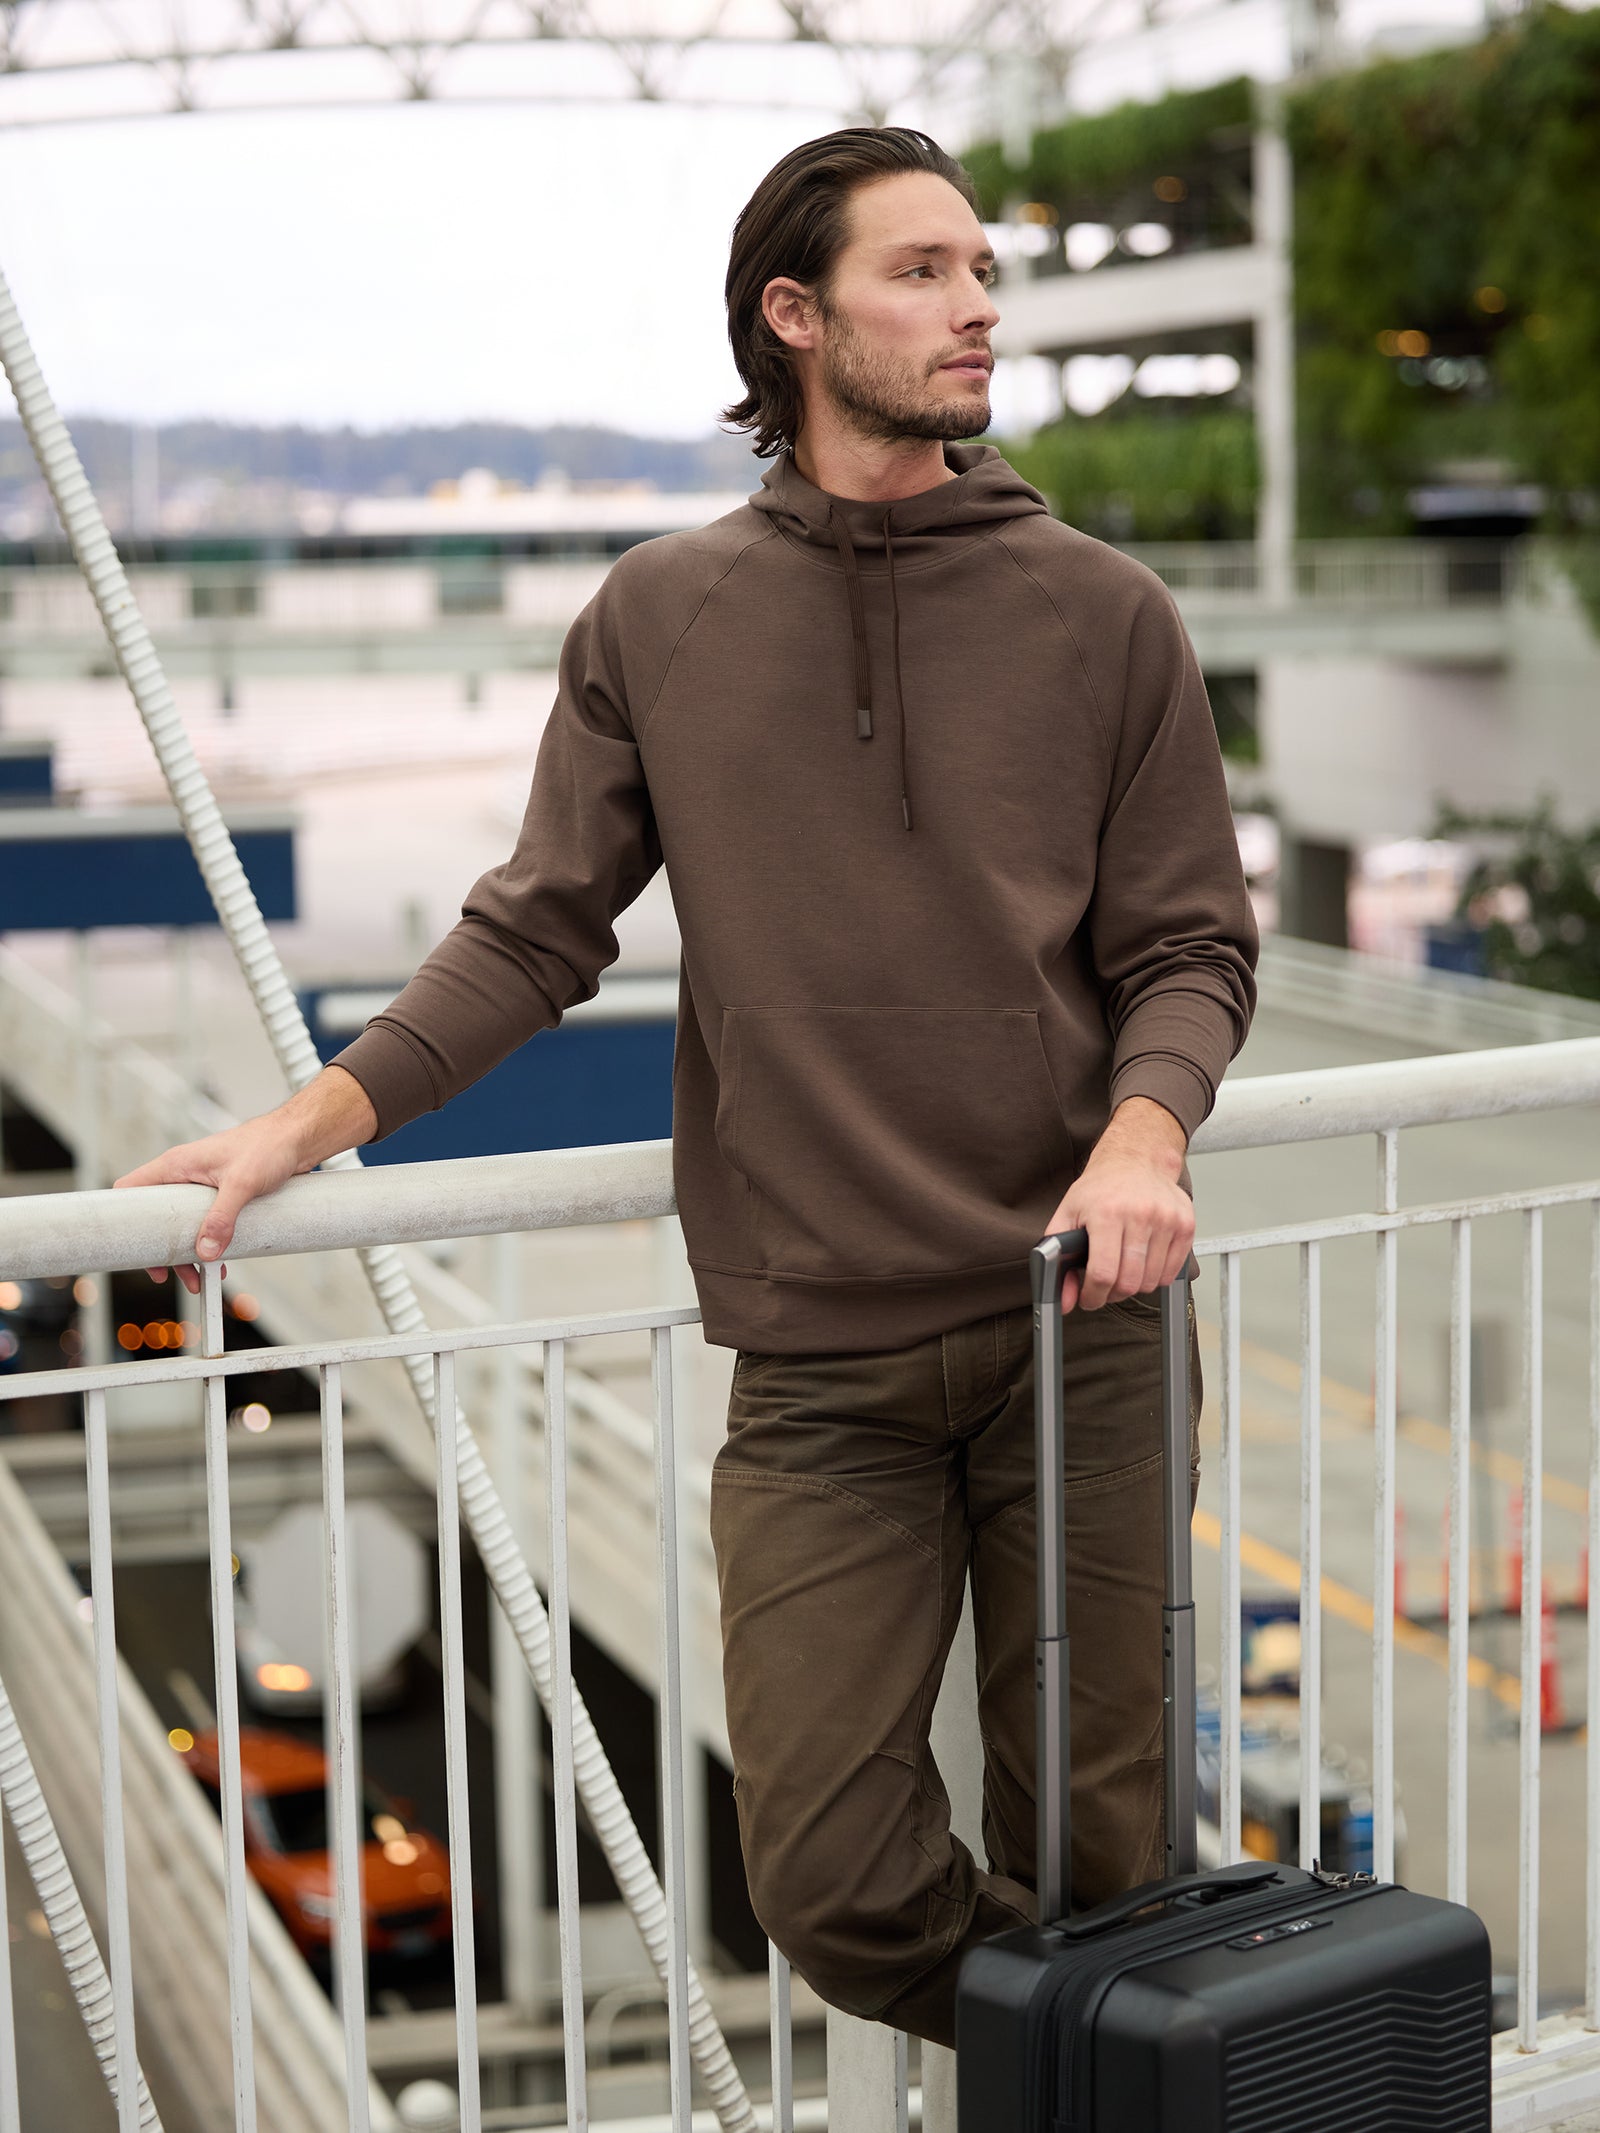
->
[0,1769,17,2133]
[1587,1196,1600,2034]
[1219,1252,1243,1861]
[1446,1219,1473,1909]
[825,2010,907,2133]
[201,1260,257,2132]
[921,2043,959,2133]
[1297,1238,1322,1869]
[1372,1133,1400,1884]
[72,930,112,1372]
[1518,1209,1544,2053]
[490,1230,543,2016]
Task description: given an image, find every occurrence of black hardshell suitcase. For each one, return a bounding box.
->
[955,1229,1492,2130]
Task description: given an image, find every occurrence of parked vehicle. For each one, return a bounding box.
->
[181,1726,453,1964]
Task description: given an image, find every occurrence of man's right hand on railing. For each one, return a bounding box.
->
[112,1064,378,1296]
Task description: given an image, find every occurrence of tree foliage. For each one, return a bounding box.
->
[1009,410,1258,541]
[963,77,1254,221]
[1288,3,1600,535]
[964,10,1600,548]
[1430,797,1600,1002]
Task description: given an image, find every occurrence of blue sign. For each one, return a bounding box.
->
[0,807,296,931]
[0,738,52,804]
[300,977,676,1164]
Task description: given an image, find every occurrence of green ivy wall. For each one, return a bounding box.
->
[970,7,1600,543]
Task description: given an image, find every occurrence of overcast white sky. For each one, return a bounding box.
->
[0,101,833,437]
[0,0,1509,440]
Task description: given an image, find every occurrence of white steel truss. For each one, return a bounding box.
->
[0,0,1265,131]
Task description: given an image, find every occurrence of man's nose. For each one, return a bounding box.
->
[957,284,1001,334]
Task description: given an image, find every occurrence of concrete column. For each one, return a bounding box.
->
[921,2042,959,2133]
[170,926,203,1137]
[1278,830,1352,948]
[1252,114,1296,610]
[826,2007,908,2133]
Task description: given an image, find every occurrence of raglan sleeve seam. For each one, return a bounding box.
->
[634,527,774,742]
[995,529,1116,768]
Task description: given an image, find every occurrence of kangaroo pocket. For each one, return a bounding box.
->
[718,1006,1076,1283]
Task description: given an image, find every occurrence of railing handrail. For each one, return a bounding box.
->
[0,534,1561,574]
[4,1033,1598,1284]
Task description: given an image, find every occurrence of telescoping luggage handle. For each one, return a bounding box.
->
[1029,1230,1198,1928]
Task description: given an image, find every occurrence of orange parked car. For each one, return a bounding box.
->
[182,1726,454,1963]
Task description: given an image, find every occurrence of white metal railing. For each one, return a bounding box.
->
[1123,536,1528,607]
[2,1033,1600,2128]
[0,539,1559,652]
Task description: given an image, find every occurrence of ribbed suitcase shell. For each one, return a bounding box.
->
[953,1231,1493,2129]
[957,1865,1491,2129]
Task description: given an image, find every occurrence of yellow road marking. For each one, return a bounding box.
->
[1201,1323,1589,1518]
[1190,1508,1524,1715]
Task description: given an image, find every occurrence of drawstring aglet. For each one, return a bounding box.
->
[902,792,913,831]
[857,705,874,740]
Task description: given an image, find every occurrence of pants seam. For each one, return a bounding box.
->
[711,1462,938,1563]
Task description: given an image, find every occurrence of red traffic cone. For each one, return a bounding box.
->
[1540,1579,1567,1734]
[1507,1490,1524,1619]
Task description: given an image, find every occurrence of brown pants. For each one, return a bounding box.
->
[708,1286,1202,2050]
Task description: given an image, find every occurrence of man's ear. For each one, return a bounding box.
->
[762,276,820,354]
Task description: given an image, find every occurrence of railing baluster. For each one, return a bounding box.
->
[319,1359,370,2131]
[651,1326,691,2130]
[433,1347,481,2131]
[1373,1131,1399,1883]
[83,1383,138,2133]
[490,1230,542,2015]
[1298,1240,1322,1868]
[825,2010,907,2133]
[768,1945,793,2133]
[1519,1208,1544,2052]
[0,1773,17,2133]
[201,1259,257,2132]
[1588,1196,1600,2034]
[546,1337,587,2131]
[1447,1219,1472,1909]
[1220,1250,1242,1862]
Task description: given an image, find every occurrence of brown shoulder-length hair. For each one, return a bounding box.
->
[721,127,979,460]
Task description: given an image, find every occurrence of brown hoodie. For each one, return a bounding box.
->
[330,443,1259,1354]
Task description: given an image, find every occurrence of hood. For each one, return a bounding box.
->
[748,444,1051,830]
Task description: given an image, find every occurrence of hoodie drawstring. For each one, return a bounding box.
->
[831,504,874,742]
[882,513,912,832]
[829,502,913,832]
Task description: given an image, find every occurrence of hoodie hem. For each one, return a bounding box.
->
[689,1258,1035,1356]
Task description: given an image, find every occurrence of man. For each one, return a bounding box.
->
[119,127,1258,2049]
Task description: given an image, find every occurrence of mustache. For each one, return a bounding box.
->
[929,342,992,373]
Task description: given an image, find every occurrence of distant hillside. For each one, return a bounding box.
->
[0,415,764,538]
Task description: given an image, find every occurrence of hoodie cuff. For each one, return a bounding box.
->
[1107,1055,1215,1146]
[327,1021,442,1144]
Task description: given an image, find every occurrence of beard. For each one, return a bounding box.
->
[815,294,992,446]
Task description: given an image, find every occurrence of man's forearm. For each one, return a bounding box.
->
[272,1064,379,1170]
[1090,1093,1187,1178]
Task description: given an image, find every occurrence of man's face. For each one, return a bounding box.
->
[809,170,1000,445]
